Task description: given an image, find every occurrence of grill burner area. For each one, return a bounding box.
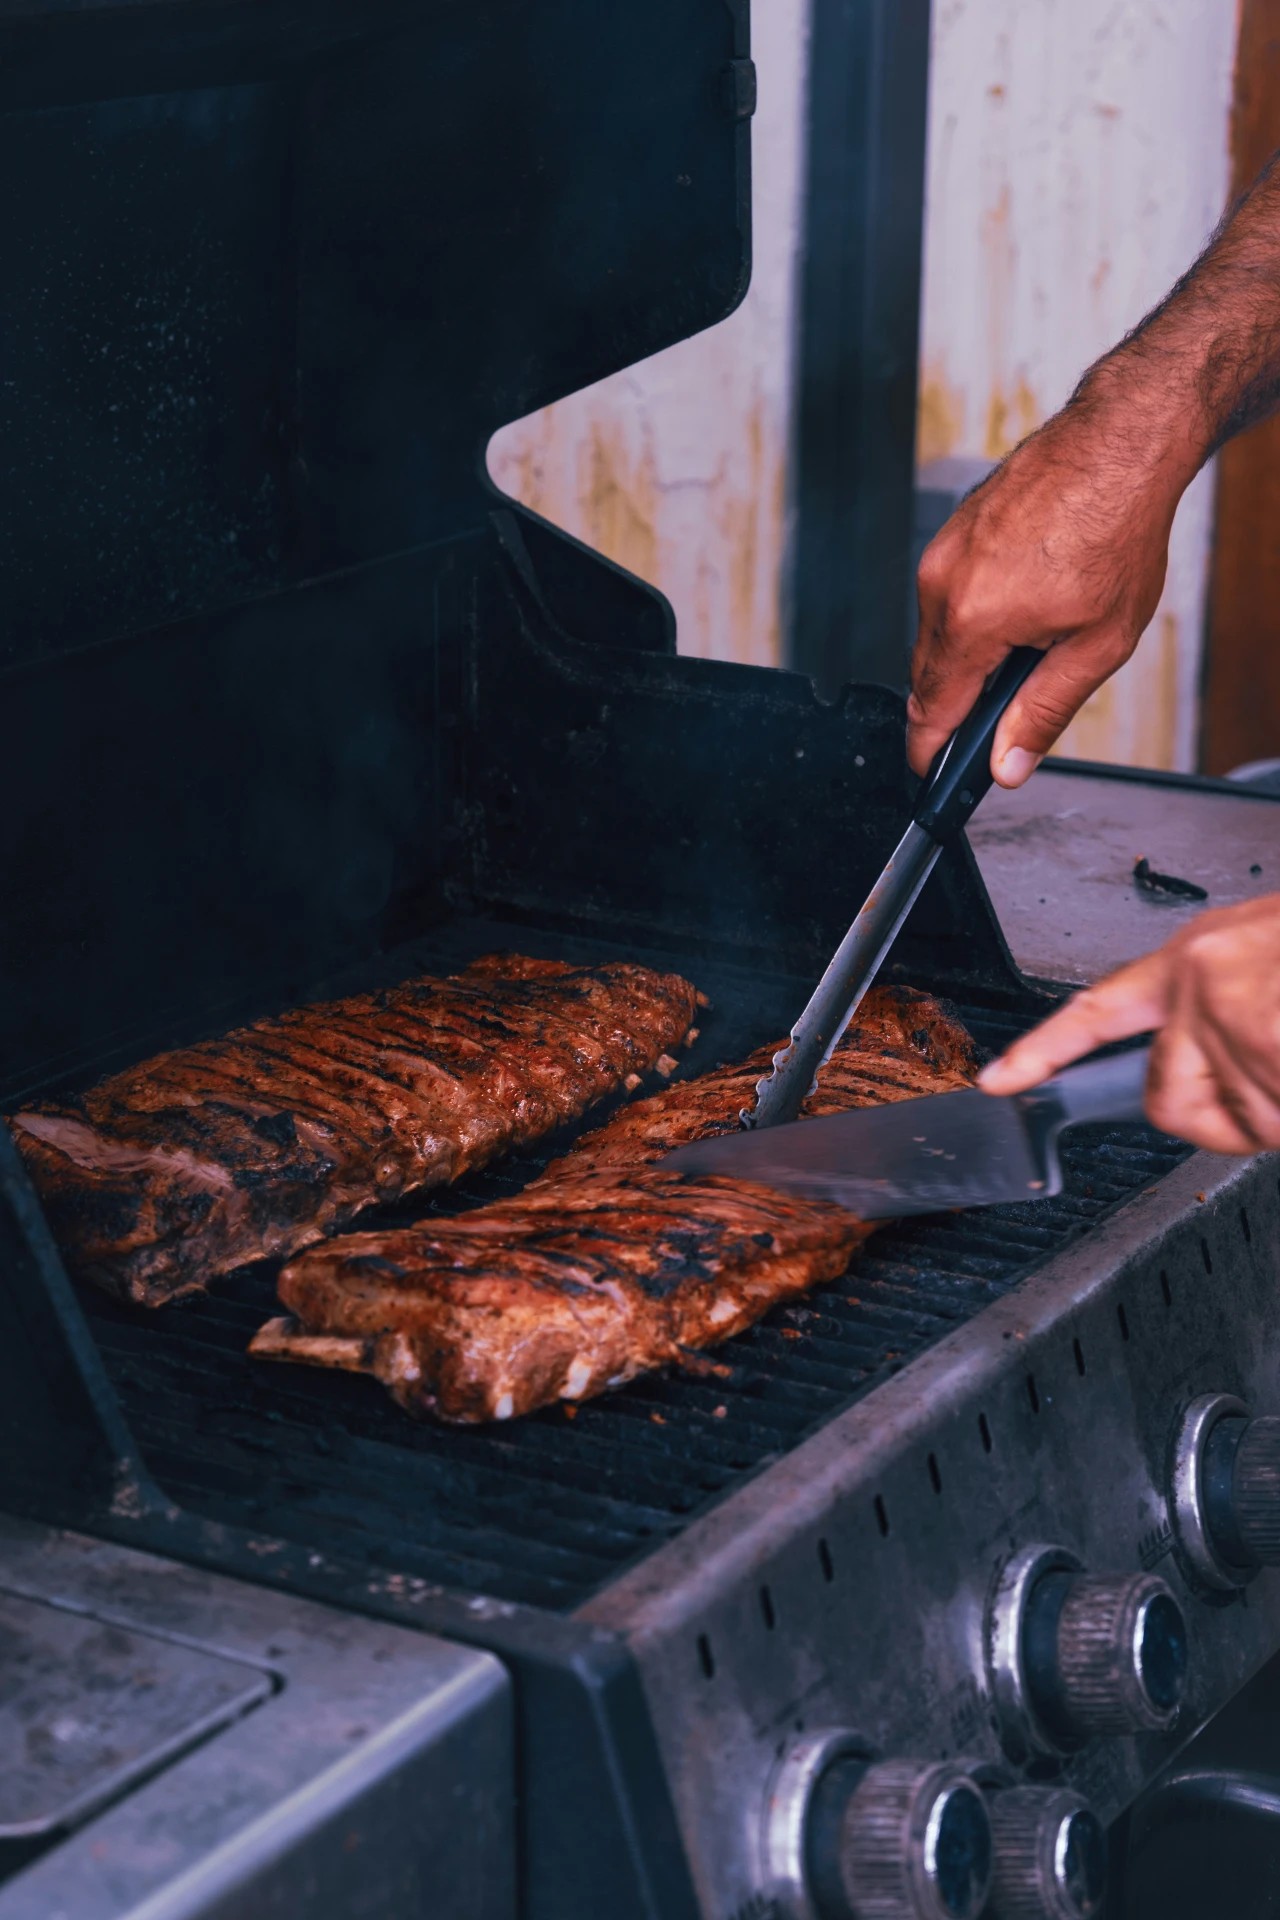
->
[70,919,1186,1611]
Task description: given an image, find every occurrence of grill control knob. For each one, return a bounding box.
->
[1023,1568,1187,1743]
[1200,1409,1280,1574]
[986,1787,1107,1919]
[989,1547,1188,1756]
[1169,1393,1280,1589]
[805,1755,992,1920]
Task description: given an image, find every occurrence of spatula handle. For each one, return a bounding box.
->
[1039,1045,1153,1129]
[913,645,1043,843]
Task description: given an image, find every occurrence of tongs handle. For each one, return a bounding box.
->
[912,645,1042,844]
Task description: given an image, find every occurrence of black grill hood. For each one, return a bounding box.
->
[0,0,768,1083]
[0,0,1027,1097]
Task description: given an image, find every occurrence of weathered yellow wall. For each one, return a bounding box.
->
[919,0,1237,769]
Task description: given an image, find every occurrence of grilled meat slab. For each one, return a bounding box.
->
[10,955,700,1307]
[253,988,979,1422]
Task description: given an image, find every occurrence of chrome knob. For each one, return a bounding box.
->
[1200,1410,1280,1572]
[989,1547,1188,1756]
[1024,1569,1187,1741]
[986,1787,1107,1919]
[806,1756,992,1920]
[1221,1415,1280,1560]
[1171,1392,1258,1590]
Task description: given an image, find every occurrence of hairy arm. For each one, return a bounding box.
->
[909,153,1280,783]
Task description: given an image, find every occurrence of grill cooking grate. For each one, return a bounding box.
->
[75,921,1187,1611]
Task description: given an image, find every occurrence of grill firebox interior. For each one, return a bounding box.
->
[67,916,1186,1611]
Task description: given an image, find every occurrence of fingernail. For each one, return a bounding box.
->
[977,1062,1007,1090]
[996,747,1043,787]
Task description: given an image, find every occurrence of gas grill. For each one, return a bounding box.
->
[3,4,1280,1919]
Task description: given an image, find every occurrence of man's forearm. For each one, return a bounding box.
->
[1072,150,1280,490]
[907,148,1280,785]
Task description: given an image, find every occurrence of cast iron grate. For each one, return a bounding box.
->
[74,920,1188,1611]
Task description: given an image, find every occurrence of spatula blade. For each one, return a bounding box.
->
[665,1085,1061,1219]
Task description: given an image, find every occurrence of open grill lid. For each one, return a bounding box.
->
[0,0,762,1081]
[2,0,754,655]
[0,0,1026,1096]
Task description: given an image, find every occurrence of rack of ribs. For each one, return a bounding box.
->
[9,955,701,1307]
[251,987,979,1422]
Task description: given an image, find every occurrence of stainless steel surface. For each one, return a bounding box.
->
[1050,1573,1185,1737]
[746,819,940,1128]
[764,1731,870,1920]
[968,766,1279,987]
[985,1788,1106,1920]
[1231,1418,1280,1564]
[987,1548,1083,1761]
[0,1519,514,1920]
[579,1147,1280,1920]
[1171,1393,1251,1593]
[824,1760,991,1920]
[0,1595,271,1841]
[669,1084,1058,1218]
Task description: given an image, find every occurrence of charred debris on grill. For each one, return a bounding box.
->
[1132,856,1209,903]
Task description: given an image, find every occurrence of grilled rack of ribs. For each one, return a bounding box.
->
[252,987,979,1422]
[10,955,700,1307]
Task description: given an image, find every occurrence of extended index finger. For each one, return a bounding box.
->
[978,954,1169,1095]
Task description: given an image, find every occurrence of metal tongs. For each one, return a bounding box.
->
[744,646,1042,1130]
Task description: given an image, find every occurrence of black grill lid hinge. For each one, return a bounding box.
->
[721,58,757,118]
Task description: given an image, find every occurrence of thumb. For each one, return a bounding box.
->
[990,631,1133,787]
[978,951,1170,1094]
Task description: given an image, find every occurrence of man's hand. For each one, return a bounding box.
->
[908,401,1182,785]
[978,895,1280,1153]
[909,148,1280,786]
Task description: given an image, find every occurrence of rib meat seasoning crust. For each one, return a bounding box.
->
[10,956,700,1307]
[252,987,979,1422]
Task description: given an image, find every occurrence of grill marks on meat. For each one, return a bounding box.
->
[546,990,980,1177]
[10,955,700,1307]
[253,988,979,1423]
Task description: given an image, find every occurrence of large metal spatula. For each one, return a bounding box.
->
[667,1046,1153,1219]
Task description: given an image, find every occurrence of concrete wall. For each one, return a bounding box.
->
[489,2,1238,768]
[920,0,1237,769]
